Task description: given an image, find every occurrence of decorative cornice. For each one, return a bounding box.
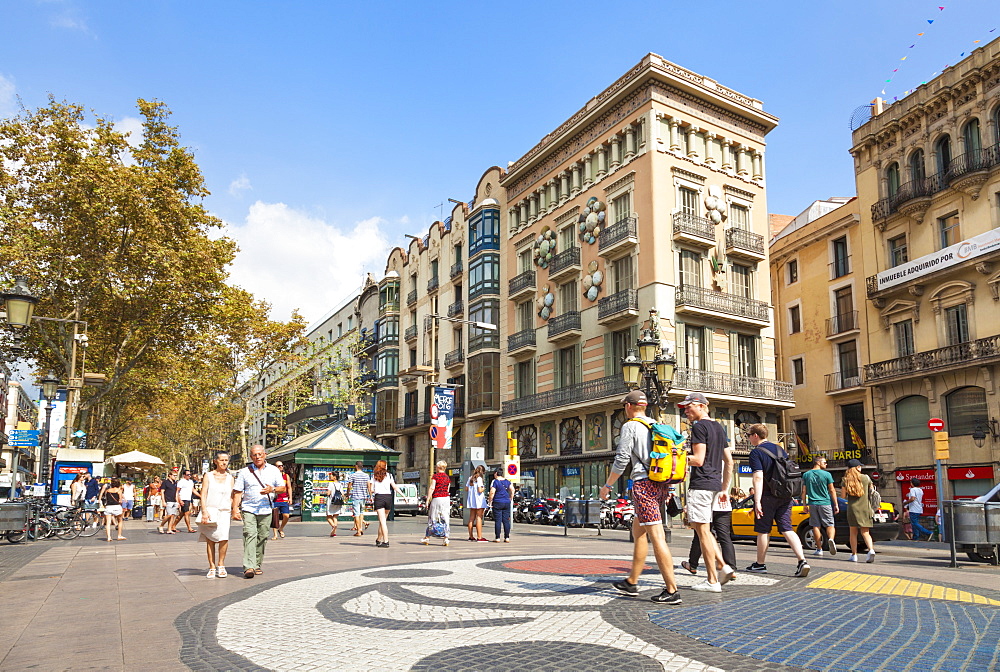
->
[724,185,756,200]
[671,167,706,183]
[603,171,636,194]
[554,206,582,227]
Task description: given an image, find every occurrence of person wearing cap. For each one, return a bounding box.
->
[746,424,810,576]
[841,458,876,563]
[599,389,682,605]
[678,392,736,592]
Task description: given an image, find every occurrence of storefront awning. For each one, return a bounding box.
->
[474,421,492,438]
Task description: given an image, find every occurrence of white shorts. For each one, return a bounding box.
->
[104,505,123,517]
[164,502,180,516]
[686,490,719,524]
[150,495,163,506]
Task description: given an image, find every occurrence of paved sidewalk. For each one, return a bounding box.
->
[0,517,997,671]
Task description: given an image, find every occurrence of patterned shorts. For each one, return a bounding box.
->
[632,479,670,526]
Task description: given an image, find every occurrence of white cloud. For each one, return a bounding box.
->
[113,116,143,147]
[224,201,392,325]
[228,174,252,197]
[49,6,95,38]
[0,74,17,118]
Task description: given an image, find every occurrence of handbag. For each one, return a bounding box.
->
[666,494,682,518]
[330,484,344,505]
[196,508,218,526]
[868,482,882,512]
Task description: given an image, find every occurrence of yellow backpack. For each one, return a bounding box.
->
[628,417,688,483]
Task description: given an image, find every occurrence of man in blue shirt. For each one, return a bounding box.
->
[232,445,285,579]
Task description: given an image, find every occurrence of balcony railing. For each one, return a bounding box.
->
[672,212,715,242]
[825,370,863,392]
[447,300,464,318]
[450,260,463,279]
[444,348,465,368]
[357,333,377,353]
[406,289,417,306]
[427,276,440,293]
[724,227,765,256]
[359,370,378,385]
[376,374,398,389]
[599,217,637,254]
[396,412,432,431]
[547,311,581,339]
[507,329,536,352]
[548,246,581,277]
[597,288,638,321]
[468,332,500,352]
[509,269,536,297]
[378,300,399,316]
[864,334,1000,383]
[826,311,858,336]
[830,254,851,279]
[675,286,769,322]
[404,325,417,342]
[502,374,629,417]
[673,368,794,403]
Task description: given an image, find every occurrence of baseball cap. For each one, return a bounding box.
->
[621,390,648,406]
[677,392,709,407]
[846,458,863,468]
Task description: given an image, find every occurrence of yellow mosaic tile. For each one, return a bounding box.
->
[808,570,1000,606]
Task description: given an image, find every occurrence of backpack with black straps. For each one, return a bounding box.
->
[628,417,688,483]
[757,445,801,500]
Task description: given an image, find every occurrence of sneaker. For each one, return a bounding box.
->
[612,579,639,596]
[477,538,489,542]
[811,549,823,557]
[848,554,858,562]
[746,562,767,573]
[826,538,838,555]
[650,589,683,605]
[866,550,876,564]
[680,560,698,575]
[794,560,810,578]
[420,538,429,545]
[690,580,722,593]
[719,565,735,585]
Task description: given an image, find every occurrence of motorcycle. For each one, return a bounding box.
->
[599,500,616,529]
[534,497,560,525]
[417,496,428,516]
[514,498,534,524]
[612,497,635,530]
[450,495,463,519]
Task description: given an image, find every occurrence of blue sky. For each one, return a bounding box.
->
[1,0,995,326]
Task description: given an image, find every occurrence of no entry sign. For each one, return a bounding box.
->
[928,417,945,432]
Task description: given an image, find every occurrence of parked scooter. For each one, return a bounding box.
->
[612,497,635,530]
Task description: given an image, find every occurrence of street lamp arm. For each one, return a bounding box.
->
[427,313,498,332]
[30,316,88,327]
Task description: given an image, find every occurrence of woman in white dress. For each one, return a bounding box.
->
[199,451,235,578]
[466,465,487,541]
[326,473,344,537]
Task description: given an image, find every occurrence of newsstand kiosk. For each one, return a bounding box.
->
[51,448,106,506]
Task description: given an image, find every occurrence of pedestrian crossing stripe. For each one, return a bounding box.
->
[809,571,1000,606]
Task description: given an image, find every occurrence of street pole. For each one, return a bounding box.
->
[935,458,947,543]
[41,402,54,493]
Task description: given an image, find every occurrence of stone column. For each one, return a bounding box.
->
[639,115,649,150]
[705,133,717,164]
[687,126,700,159]
[669,119,681,152]
[624,125,636,159]
[597,145,607,178]
[571,163,581,195]
[559,172,570,203]
[736,145,748,175]
[548,180,558,212]
[609,136,621,169]
[529,194,538,221]
[752,151,763,180]
[519,201,528,226]
[721,140,733,170]
[584,154,594,186]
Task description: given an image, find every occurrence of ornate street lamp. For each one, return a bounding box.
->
[620,308,677,418]
[971,418,998,448]
[40,372,61,493]
[1,277,39,330]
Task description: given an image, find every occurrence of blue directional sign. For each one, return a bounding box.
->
[9,430,40,447]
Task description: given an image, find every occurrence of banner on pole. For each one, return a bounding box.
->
[429,387,456,453]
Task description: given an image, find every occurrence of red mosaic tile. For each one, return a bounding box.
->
[502,558,652,575]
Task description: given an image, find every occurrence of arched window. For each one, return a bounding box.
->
[963,118,982,158]
[945,386,988,436]
[895,395,931,440]
[935,135,952,176]
[886,162,901,197]
[909,149,925,183]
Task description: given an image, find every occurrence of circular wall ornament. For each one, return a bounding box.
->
[582,261,603,302]
[533,226,557,268]
[536,285,555,320]
[704,185,727,225]
[577,197,606,245]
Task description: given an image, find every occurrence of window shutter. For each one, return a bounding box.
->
[755,336,762,379]
[704,326,714,371]
[675,322,686,369]
[554,350,562,389]
[575,343,583,385]
[729,331,739,376]
[604,333,614,377]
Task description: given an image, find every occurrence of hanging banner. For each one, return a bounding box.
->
[873,227,1000,292]
[429,387,456,453]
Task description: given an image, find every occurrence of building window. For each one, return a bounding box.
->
[611,255,635,292]
[909,149,925,183]
[888,235,908,267]
[734,334,759,378]
[515,360,534,398]
[679,186,698,216]
[837,340,859,384]
[938,213,960,249]
[454,243,462,264]
[944,304,969,345]
[516,300,533,332]
[554,344,581,389]
[935,135,952,176]
[559,280,578,313]
[467,352,499,413]
[403,390,418,419]
[791,357,804,385]
[468,253,500,300]
[840,403,866,453]
[788,305,801,334]
[896,395,931,441]
[469,208,500,255]
[834,286,854,329]
[406,435,415,468]
[786,259,798,285]
[518,248,533,273]
[679,250,702,288]
[730,264,752,299]
[945,386,989,436]
[560,417,583,456]
[793,418,811,451]
[831,236,850,278]
[376,350,398,381]
[605,325,639,375]
[379,280,400,312]
[677,323,708,371]
[378,317,399,345]
[886,162,901,197]
[894,320,915,356]
[559,225,576,251]
[963,118,982,157]
[612,191,632,224]
[730,203,750,230]
[468,299,499,351]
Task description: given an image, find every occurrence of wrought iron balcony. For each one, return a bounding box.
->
[829,254,852,279]
[444,348,465,368]
[675,286,769,323]
[355,413,375,427]
[548,246,581,280]
[597,288,638,324]
[724,227,765,259]
[673,368,794,403]
[357,333,377,353]
[599,217,638,257]
[507,329,537,354]
[508,270,536,299]
[427,276,439,293]
[450,260,463,279]
[502,374,629,418]
[406,289,417,307]
[826,311,858,337]
[547,311,581,341]
[359,370,378,385]
[396,412,432,431]
[447,300,464,318]
[864,334,1000,384]
[825,370,863,393]
[404,325,417,342]
[672,212,715,247]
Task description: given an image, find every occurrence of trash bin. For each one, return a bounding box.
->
[948,501,989,544]
[986,503,1000,545]
[564,499,602,536]
[0,502,29,533]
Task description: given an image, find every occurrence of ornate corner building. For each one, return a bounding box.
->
[851,37,1000,505]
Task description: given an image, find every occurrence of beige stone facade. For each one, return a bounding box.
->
[851,37,1000,506]
[500,53,792,498]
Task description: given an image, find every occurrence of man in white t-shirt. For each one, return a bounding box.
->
[176,470,196,533]
[903,478,933,541]
[232,445,286,579]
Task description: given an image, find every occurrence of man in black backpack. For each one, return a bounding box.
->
[746,424,809,577]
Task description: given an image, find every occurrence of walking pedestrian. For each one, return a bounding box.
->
[421,461,451,546]
[746,424,810,577]
[148,477,163,521]
[902,478,933,541]
[270,461,293,540]
[466,465,487,542]
[158,471,179,534]
[842,459,876,563]
[69,473,87,507]
[326,473,344,537]
[801,456,839,557]
[896,501,912,540]
[346,461,372,537]
[191,473,202,517]
[99,478,127,542]
[232,445,286,579]
[121,479,136,521]
[682,478,737,578]
[678,392,736,592]
[489,467,514,543]
[199,451,234,578]
[84,473,101,509]
[176,469,196,533]
[600,390,682,605]
[371,459,404,548]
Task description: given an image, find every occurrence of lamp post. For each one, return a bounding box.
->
[40,372,59,492]
[971,418,999,448]
[620,308,676,420]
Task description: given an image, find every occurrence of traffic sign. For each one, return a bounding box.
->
[933,431,950,460]
[871,471,880,482]
[928,417,945,432]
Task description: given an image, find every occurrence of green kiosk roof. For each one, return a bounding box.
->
[267,424,399,465]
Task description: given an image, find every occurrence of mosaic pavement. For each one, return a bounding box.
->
[175,555,1000,672]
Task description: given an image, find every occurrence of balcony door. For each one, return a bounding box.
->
[680,250,702,288]
[838,340,860,386]
[834,286,854,331]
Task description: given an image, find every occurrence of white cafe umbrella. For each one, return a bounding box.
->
[107,450,166,468]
